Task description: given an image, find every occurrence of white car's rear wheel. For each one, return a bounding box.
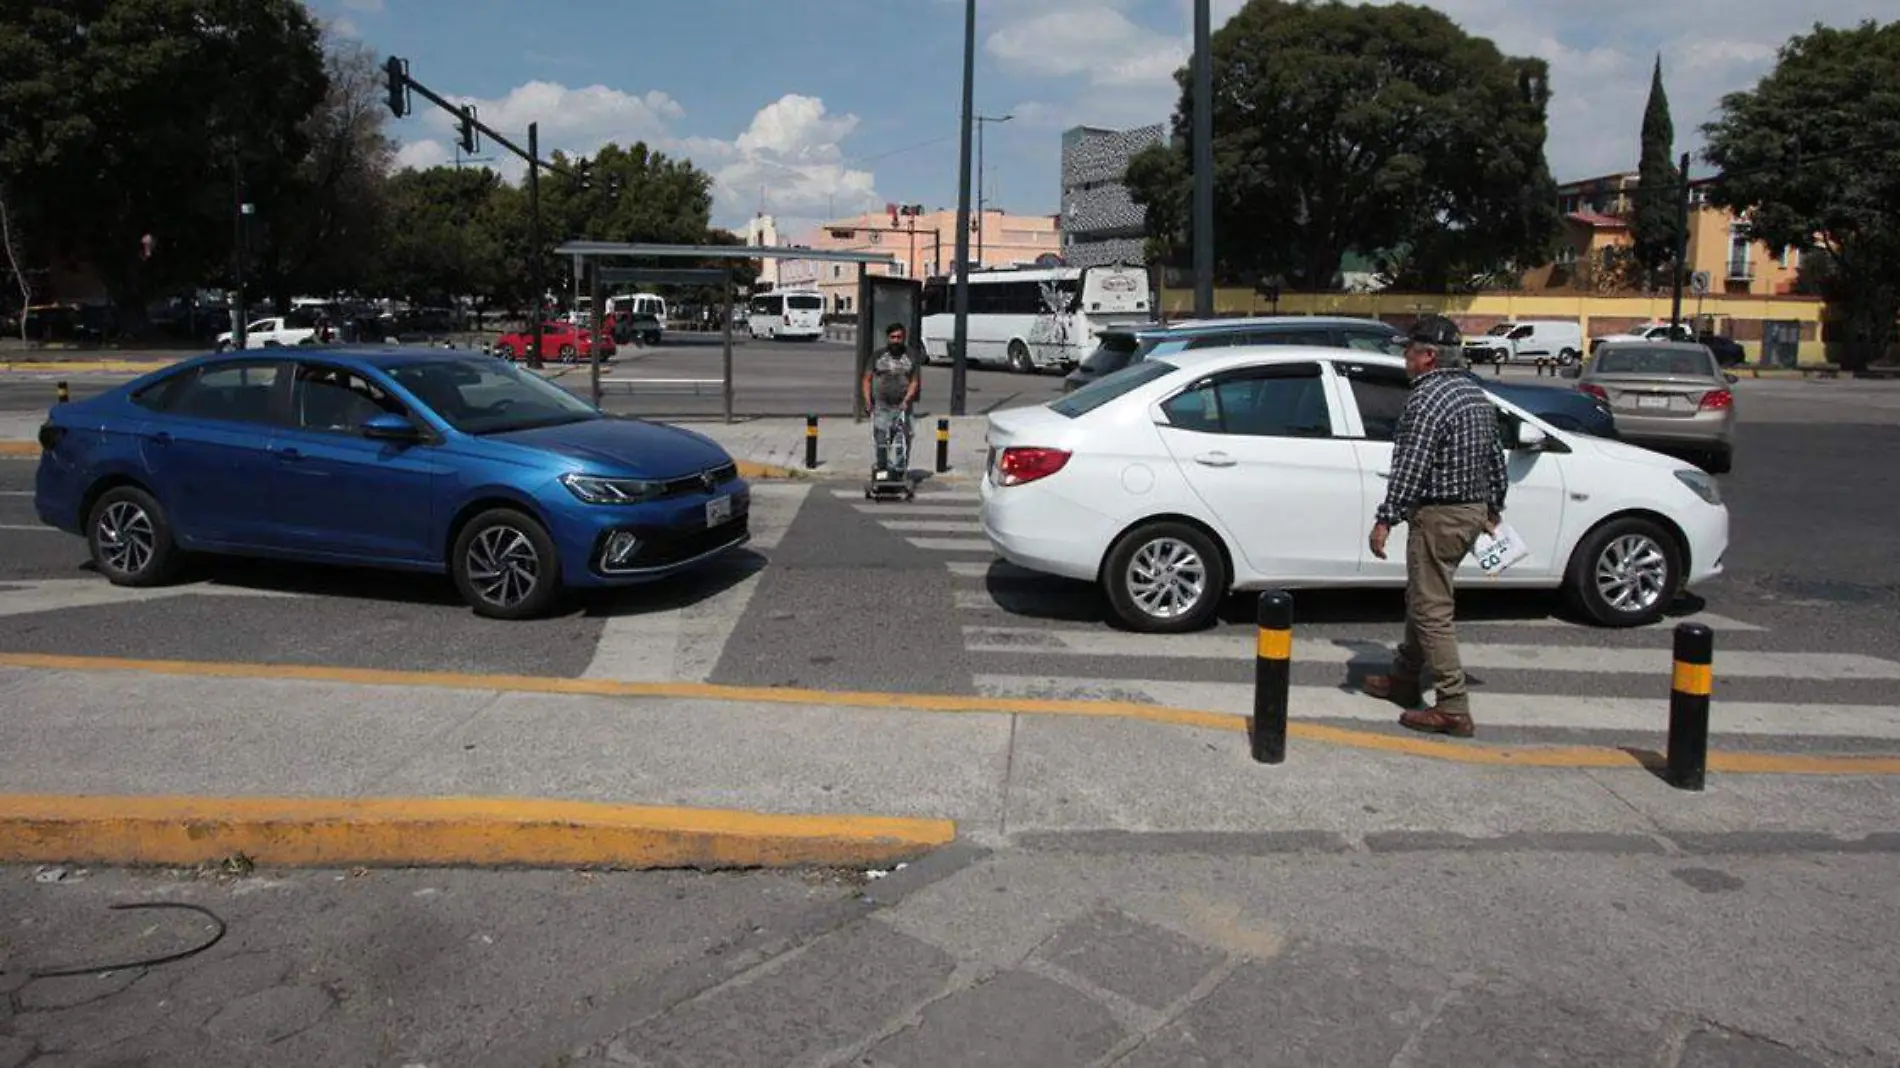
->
[1103,521,1227,633]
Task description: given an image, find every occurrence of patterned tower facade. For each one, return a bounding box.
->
[1058,124,1165,268]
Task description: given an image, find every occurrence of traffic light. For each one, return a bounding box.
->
[573,160,593,191]
[457,105,478,155]
[604,173,622,201]
[383,56,408,118]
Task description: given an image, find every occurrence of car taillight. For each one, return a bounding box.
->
[1578,384,1608,402]
[996,446,1071,486]
[1698,389,1733,411]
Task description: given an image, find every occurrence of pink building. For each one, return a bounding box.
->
[778,207,1060,315]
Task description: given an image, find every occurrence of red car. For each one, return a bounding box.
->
[492,322,616,363]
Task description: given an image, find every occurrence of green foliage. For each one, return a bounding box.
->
[1124,0,1560,292]
[1631,56,1683,280]
[1704,19,1900,369]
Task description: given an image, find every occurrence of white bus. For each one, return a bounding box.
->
[919,263,1153,372]
[605,293,667,322]
[747,289,825,341]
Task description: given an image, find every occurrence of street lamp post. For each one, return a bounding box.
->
[1191,0,1213,318]
[975,113,1013,268]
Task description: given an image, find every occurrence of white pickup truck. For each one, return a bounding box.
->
[215,316,321,351]
[1589,322,1694,354]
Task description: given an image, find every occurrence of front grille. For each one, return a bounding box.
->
[597,513,749,574]
[653,462,740,501]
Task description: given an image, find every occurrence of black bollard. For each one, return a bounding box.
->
[1492,359,1502,377]
[1252,590,1293,764]
[804,415,818,470]
[1667,622,1714,791]
[935,418,950,473]
[56,380,69,404]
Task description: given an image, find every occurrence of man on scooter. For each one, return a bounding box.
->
[863,322,920,480]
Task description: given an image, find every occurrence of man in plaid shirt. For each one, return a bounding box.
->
[1363,315,1507,738]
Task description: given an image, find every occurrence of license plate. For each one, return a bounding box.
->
[1637,395,1670,410]
[706,494,732,527]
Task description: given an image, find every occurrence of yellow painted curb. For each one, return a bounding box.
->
[3,651,1899,776]
[735,459,805,481]
[0,793,955,870]
[0,359,177,374]
[0,441,38,457]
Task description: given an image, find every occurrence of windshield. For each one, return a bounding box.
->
[1592,347,1715,377]
[1484,323,1513,336]
[386,358,601,435]
[787,295,823,310]
[1081,333,1141,373]
[1049,360,1177,418]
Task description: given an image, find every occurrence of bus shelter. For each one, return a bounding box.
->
[551,241,899,423]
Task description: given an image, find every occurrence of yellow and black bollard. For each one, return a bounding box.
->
[935,418,950,474]
[804,415,818,470]
[56,380,70,404]
[1667,622,1714,791]
[1252,590,1293,764]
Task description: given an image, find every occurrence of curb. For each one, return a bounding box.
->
[0,793,956,870]
[4,651,1899,777]
[1,359,176,374]
[0,441,37,457]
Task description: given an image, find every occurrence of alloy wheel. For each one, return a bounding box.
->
[1593,532,1669,613]
[95,500,155,576]
[1126,537,1207,620]
[465,525,540,609]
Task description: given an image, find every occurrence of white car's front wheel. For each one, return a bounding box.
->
[1566,517,1682,627]
[1102,521,1228,633]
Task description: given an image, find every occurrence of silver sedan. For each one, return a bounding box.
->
[1566,341,1738,473]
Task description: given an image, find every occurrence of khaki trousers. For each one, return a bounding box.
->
[1393,503,1490,715]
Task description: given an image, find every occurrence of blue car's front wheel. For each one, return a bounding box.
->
[452,509,564,620]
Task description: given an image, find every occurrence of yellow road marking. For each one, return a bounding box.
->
[0,442,38,457]
[0,792,954,869]
[2,651,1897,775]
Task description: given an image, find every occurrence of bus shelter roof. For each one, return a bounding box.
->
[553,241,897,266]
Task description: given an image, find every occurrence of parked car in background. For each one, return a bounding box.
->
[1461,320,1584,366]
[1589,321,1694,354]
[492,322,616,363]
[1567,341,1737,473]
[1065,317,1618,438]
[1698,332,1747,367]
[33,350,750,619]
[215,314,320,351]
[981,347,1728,633]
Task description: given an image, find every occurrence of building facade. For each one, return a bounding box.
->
[1059,124,1165,269]
[777,208,1060,316]
[738,214,784,291]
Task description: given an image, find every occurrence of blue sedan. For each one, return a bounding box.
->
[33,348,751,619]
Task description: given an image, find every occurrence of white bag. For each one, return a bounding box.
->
[1470,522,1530,576]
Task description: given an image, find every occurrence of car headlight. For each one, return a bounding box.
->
[561,473,662,504]
[1674,469,1722,506]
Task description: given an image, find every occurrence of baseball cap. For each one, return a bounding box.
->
[1407,314,1462,348]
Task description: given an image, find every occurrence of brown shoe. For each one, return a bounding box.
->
[1362,674,1423,709]
[1399,707,1476,738]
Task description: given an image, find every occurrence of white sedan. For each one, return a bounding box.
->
[979,347,1729,632]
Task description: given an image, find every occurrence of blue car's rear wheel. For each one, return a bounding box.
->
[452,508,563,620]
[87,486,182,587]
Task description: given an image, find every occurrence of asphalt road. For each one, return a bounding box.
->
[3,378,1898,752]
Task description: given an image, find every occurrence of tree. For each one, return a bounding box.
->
[1630,56,1682,284]
[1703,20,1900,371]
[1124,0,1560,292]
[368,166,505,306]
[0,0,328,321]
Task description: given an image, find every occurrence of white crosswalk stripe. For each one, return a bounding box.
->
[848,487,997,553]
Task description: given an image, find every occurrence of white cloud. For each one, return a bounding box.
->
[400,81,684,179]
[329,15,360,38]
[394,139,451,171]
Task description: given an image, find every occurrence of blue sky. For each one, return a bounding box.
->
[317,0,1894,239]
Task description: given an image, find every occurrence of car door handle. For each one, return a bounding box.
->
[273,446,303,462]
[1193,452,1237,468]
[144,431,172,447]
[1375,470,1391,480]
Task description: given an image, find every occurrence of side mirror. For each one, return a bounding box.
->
[1724,373,1739,384]
[1513,423,1550,451]
[362,412,421,442]
[1559,365,1582,379]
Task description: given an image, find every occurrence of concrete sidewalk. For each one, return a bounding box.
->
[4,656,1897,871]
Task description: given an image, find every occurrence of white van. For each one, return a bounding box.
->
[1463,320,1584,366]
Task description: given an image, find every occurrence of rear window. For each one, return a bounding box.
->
[787,295,823,310]
[1080,333,1141,373]
[1049,360,1177,418]
[1593,347,1714,377]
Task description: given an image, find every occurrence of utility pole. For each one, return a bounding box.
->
[1669,150,1690,332]
[950,0,975,416]
[1192,0,1214,318]
[528,123,544,369]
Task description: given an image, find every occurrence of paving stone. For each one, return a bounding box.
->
[1115,941,1440,1067]
[0,1036,35,1068]
[1679,1029,1828,1067]
[202,984,334,1046]
[604,920,956,1067]
[1033,908,1225,1010]
[1406,984,1661,1066]
[865,969,1126,1067]
[13,970,141,1012]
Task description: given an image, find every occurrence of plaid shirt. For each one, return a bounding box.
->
[1377,368,1508,526]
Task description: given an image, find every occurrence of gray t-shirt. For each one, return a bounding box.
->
[871,349,918,409]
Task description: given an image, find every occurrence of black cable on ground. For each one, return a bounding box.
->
[27,902,227,979]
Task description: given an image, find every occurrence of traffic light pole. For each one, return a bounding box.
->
[529,123,543,370]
